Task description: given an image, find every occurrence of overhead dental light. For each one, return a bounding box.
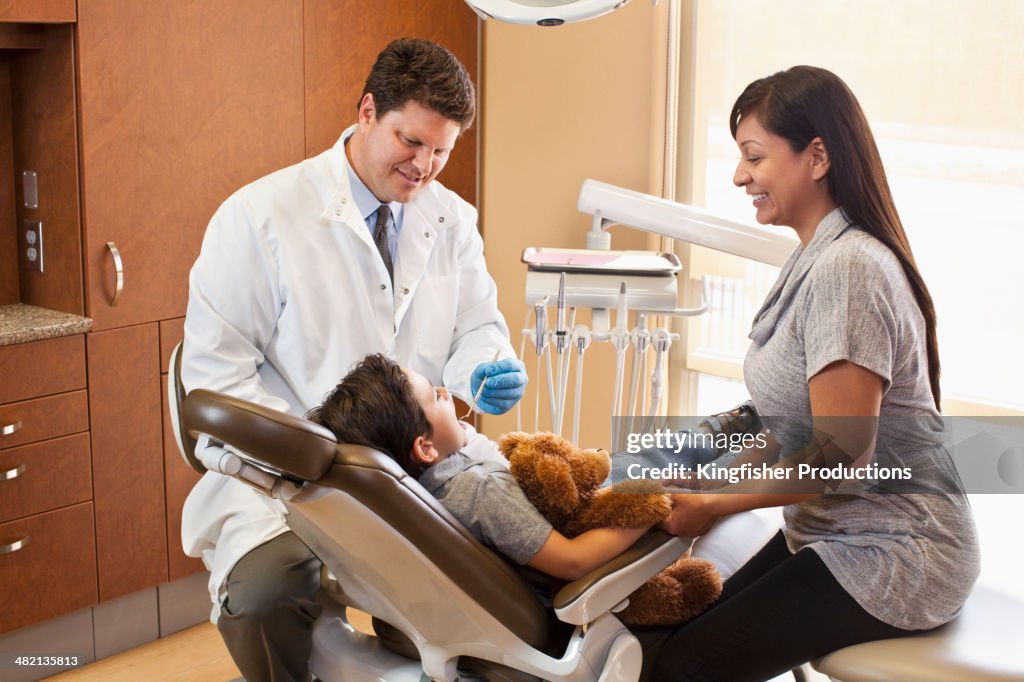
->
[464,0,654,26]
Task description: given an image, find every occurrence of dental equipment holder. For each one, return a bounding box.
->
[518,179,796,440]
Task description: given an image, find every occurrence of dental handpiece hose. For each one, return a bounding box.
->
[535,293,557,431]
[534,296,549,357]
[556,273,567,352]
[625,313,648,441]
[554,273,568,435]
[533,297,549,431]
[572,329,588,446]
[544,344,557,432]
[556,307,577,436]
[647,328,672,432]
[516,307,532,432]
[611,282,629,451]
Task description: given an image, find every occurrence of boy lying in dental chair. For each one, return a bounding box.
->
[306,353,657,589]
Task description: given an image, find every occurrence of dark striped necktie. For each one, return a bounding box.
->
[373,204,393,283]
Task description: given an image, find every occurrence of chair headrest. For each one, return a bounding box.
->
[183,389,337,482]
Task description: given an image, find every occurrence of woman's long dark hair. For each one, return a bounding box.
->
[730,66,942,409]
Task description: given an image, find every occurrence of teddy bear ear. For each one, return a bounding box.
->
[497,432,531,460]
[536,457,580,514]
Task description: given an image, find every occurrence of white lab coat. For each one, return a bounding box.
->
[180,126,514,611]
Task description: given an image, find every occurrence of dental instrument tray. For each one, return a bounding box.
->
[523,248,682,312]
[522,248,681,276]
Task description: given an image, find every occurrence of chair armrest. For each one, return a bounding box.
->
[553,530,689,625]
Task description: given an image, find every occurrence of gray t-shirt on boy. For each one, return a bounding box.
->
[418,452,552,565]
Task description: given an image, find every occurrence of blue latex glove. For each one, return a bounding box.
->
[469,358,528,415]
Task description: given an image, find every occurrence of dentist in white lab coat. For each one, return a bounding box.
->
[180,39,526,682]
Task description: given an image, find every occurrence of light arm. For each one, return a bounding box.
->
[578,179,797,267]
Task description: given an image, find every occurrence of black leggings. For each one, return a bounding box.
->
[633,532,913,682]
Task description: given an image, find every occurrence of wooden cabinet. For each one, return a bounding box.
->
[0,335,85,403]
[0,503,97,635]
[0,336,94,635]
[1,22,83,314]
[76,0,305,331]
[87,324,167,601]
[1,0,481,649]
[72,0,307,594]
[0,0,75,23]
[0,391,88,449]
[0,433,92,522]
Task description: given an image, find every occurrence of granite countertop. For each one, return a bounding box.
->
[0,303,93,346]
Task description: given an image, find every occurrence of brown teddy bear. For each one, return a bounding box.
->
[497,431,723,626]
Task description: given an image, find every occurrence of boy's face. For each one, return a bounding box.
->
[404,368,469,462]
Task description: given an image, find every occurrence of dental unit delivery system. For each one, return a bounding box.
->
[519,179,795,448]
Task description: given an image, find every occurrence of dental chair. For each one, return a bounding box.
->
[167,342,688,681]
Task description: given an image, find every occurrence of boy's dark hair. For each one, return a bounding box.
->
[360,38,476,131]
[306,354,431,476]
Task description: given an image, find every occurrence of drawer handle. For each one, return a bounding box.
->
[1,421,22,436]
[1,464,25,481]
[0,536,29,555]
[106,241,124,306]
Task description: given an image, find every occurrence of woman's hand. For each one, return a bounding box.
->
[660,492,720,537]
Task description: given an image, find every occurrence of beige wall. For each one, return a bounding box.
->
[478,1,669,448]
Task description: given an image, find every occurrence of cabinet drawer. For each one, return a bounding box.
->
[0,502,98,635]
[0,390,88,450]
[0,433,92,523]
[0,335,87,404]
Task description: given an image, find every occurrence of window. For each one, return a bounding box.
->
[680,0,1024,596]
[684,0,1024,413]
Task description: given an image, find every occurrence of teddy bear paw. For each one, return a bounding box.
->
[616,557,723,627]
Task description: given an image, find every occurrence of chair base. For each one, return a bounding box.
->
[310,603,424,682]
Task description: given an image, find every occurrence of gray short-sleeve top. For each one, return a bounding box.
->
[418,452,553,565]
[743,208,979,630]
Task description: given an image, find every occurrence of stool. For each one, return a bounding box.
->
[812,585,1024,681]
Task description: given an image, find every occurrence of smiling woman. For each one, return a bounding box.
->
[679,0,1024,614]
[635,57,982,682]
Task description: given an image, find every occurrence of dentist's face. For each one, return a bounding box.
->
[348,94,460,204]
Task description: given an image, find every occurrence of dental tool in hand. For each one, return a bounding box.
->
[461,349,503,420]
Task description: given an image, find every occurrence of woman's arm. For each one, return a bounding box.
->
[527,523,654,581]
[662,360,883,537]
